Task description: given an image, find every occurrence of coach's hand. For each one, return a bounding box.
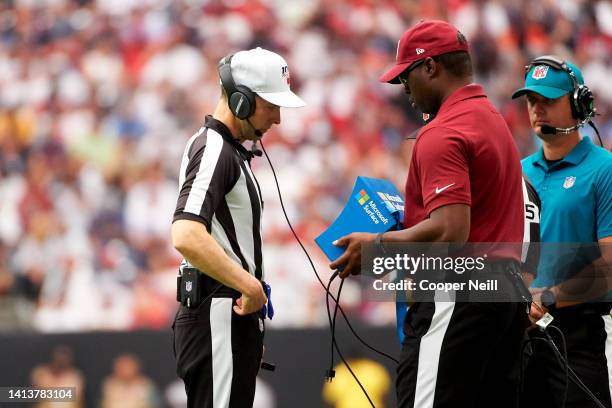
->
[528,302,547,324]
[528,288,549,323]
[235,276,267,315]
[330,232,376,279]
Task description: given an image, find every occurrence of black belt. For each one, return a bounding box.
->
[456,259,531,303]
[177,266,262,308]
[199,273,241,298]
[551,301,612,317]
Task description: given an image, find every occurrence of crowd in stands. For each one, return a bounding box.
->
[0,0,610,331]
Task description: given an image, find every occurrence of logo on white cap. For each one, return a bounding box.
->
[416,48,425,55]
[231,47,305,108]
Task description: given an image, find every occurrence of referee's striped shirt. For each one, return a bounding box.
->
[522,176,541,276]
[173,115,264,280]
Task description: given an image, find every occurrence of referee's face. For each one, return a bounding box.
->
[243,96,281,140]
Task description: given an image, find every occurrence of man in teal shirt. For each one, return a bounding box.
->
[513,56,612,408]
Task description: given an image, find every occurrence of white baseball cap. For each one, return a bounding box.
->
[231,47,306,108]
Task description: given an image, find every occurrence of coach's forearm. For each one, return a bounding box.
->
[522,272,535,288]
[172,219,261,296]
[551,256,611,307]
[383,204,471,244]
[550,237,612,307]
[384,218,458,243]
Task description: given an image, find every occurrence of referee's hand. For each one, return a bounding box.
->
[234,277,267,315]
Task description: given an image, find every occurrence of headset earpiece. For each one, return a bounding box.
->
[228,85,256,120]
[573,85,594,121]
[219,54,256,120]
[525,55,595,121]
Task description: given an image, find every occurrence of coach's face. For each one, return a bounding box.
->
[399,58,439,115]
[526,92,575,138]
[241,96,281,141]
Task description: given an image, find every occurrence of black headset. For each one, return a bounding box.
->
[218,53,256,120]
[524,55,595,121]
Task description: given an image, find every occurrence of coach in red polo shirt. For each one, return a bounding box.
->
[331,20,526,408]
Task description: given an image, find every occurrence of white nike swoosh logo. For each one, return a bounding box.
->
[435,183,455,194]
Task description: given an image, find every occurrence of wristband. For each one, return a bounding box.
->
[375,232,387,254]
[541,288,556,309]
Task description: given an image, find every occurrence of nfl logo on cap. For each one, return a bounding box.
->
[185,281,192,292]
[563,176,576,189]
[532,65,549,80]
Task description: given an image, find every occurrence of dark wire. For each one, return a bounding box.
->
[325,271,376,408]
[546,325,568,408]
[332,278,343,361]
[260,141,397,407]
[326,272,338,376]
[332,340,375,408]
[531,330,606,408]
[588,121,605,149]
[259,141,398,363]
[526,328,567,408]
[518,335,531,408]
[544,327,606,408]
[327,272,344,377]
[530,336,569,407]
[325,272,375,407]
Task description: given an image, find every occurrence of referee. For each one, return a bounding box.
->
[522,176,542,286]
[171,47,305,408]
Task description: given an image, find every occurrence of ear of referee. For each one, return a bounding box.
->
[171,47,305,408]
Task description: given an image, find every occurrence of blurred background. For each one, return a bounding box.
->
[0,0,610,407]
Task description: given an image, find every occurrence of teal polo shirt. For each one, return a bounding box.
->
[522,137,612,288]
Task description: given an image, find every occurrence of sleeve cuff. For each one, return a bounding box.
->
[173,212,210,230]
[425,198,471,217]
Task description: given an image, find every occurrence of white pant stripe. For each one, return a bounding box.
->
[413,291,456,408]
[603,314,612,404]
[210,298,233,408]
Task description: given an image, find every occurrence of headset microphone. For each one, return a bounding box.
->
[245,119,263,159]
[540,123,580,135]
[246,118,263,138]
[250,141,263,158]
[539,116,605,148]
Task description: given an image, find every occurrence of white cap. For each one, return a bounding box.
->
[231,47,306,108]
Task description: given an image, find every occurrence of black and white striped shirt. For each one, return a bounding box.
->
[522,176,541,275]
[173,116,264,280]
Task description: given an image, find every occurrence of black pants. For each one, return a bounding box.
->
[173,294,264,408]
[397,300,528,408]
[520,306,612,408]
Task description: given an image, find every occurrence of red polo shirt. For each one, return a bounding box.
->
[404,84,524,260]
